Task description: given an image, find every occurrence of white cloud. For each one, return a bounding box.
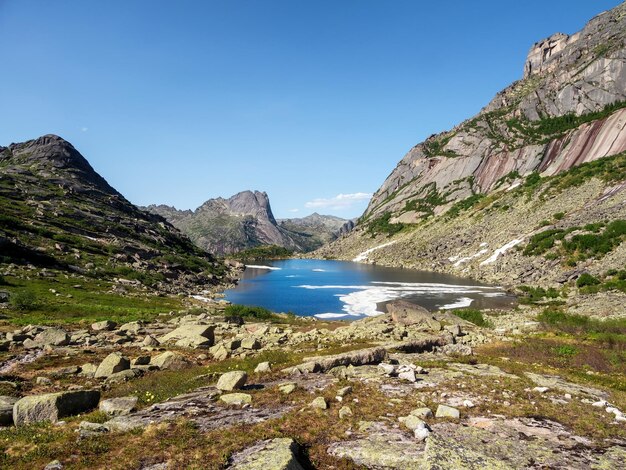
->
[305,192,372,211]
[288,208,300,213]
[80,127,89,132]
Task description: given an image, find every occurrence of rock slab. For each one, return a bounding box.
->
[13,390,100,426]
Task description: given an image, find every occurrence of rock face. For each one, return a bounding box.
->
[361,4,626,222]
[0,135,227,293]
[13,390,100,425]
[146,195,348,255]
[316,2,626,288]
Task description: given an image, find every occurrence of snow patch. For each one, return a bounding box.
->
[314,313,355,319]
[353,241,397,263]
[453,249,488,267]
[480,239,524,265]
[245,265,282,271]
[439,297,474,309]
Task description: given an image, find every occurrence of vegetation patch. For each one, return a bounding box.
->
[451,308,492,327]
[231,245,294,260]
[366,212,406,237]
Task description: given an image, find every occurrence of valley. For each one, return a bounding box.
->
[1,2,626,469]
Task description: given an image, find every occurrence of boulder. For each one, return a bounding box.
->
[79,363,98,377]
[241,337,261,350]
[339,406,353,419]
[99,396,138,416]
[311,397,328,410]
[105,369,142,384]
[386,300,441,330]
[158,325,215,348]
[210,344,229,361]
[0,396,18,426]
[151,351,189,370]
[91,320,117,332]
[435,404,460,419]
[254,362,271,373]
[410,407,433,419]
[119,321,143,335]
[294,347,387,373]
[229,438,304,470]
[94,352,130,379]
[13,390,100,426]
[216,371,247,391]
[278,383,297,395]
[220,393,252,405]
[25,328,70,348]
[142,335,160,347]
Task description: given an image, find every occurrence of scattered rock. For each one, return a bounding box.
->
[311,397,328,410]
[220,393,252,405]
[241,338,261,350]
[13,390,100,426]
[159,325,215,349]
[151,351,189,370]
[229,438,304,470]
[339,406,353,419]
[94,352,130,379]
[254,361,271,373]
[386,300,441,330]
[435,405,460,419]
[216,371,248,391]
[78,420,109,438]
[99,396,138,416]
[411,407,433,419]
[278,383,297,395]
[91,320,116,332]
[43,460,64,470]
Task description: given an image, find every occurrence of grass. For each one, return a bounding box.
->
[0,275,184,326]
[231,245,294,261]
[366,212,406,237]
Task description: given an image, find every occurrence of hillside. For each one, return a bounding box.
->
[319,3,626,309]
[0,134,229,294]
[146,194,348,255]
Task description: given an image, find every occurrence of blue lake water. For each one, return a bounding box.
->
[224,259,515,319]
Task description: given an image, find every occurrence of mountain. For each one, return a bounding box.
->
[278,212,350,252]
[318,3,626,293]
[0,134,228,293]
[147,193,349,255]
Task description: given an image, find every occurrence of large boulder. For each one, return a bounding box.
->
[94,352,130,379]
[158,325,215,349]
[291,347,387,373]
[91,320,117,332]
[386,300,441,330]
[216,371,247,391]
[13,390,100,426]
[150,351,189,370]
[229,438,304,469]
[0,396,18,426]
[24,328,70,348]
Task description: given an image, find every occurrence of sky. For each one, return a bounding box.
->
[0,1,621,219]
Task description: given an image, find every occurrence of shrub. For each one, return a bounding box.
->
[223,304,274,320]
[451,308,491,327]
[10,289,39,311]
[576,273,601,288]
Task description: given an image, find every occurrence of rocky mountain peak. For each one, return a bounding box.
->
[1,134,120,197]
[227,190,276,224]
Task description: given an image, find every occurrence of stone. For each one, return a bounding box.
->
[78,420,109,438]
[94,352,130,378]
[386,300,441,330]
[36,376,53,385]
[402,415,427,431]
[339,406,353,419]
[414,427,431,441]
[13,390,100,426]
[99,396,138,416]
[31,328,70,348]
[159,325,215,348]
[91,320,116,332]
[337,386,353,397]
[278,383,297,395]
[241,337,261,350]
[0,396,18,426]
[411,407,433,419]
[442,344,473,356]
[142,335,160,347]
[43,460,64,470]
[229,438,304,470]
[435,404,460,419]
[79,363,98,377]
[216,371,247,391]
[254,361,271,373]
[398,369,417,382]
[220,393,252,405]
[294,347,387,374]
[311,397,328,410]
[151,351,189,370]
[224,339,242,350]
[105,369,142,384]
[210,344,229,361]
[119,321,143,335]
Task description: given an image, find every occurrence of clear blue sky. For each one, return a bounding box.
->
[0,1,621,218]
